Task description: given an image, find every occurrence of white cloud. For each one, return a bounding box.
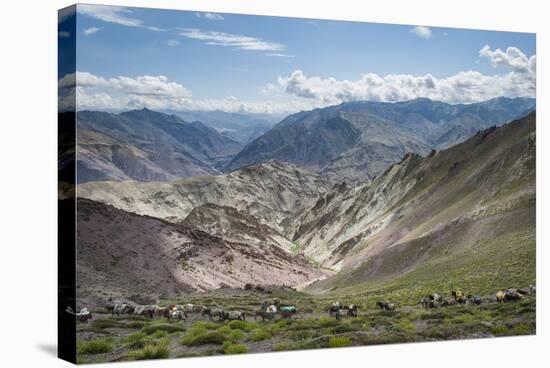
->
[76,5,167,32]
[410,26,432,39]
[147,26,167,32]
[180,28,285,51]
[77,5,142,27]
[58,45,535,115]
[58,71,312,114]
[479,44,536,79]
[167,40,180,47]
[276,46,535,105]
[267,53,295,58]
[84,27,101,36]
[196,12,224,21]
[60,71,191,98]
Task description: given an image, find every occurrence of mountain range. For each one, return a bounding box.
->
[227,97,535,182]
[72,109,243,183]
[68,97,534,186]
[75,111,535,297]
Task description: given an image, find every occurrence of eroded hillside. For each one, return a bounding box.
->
[75,112,535,297]
[302,112,535,292]
[76,199,325,299]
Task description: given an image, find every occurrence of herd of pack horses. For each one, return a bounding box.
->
[69,284,536,324]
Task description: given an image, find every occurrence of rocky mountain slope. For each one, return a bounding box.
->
[227,97,534,182]
[182,204,294,252]
[74,105,535,297]
[294,112,535,292]
[76,199,324,298]
[77,160,331,235]
[73,109,242,183]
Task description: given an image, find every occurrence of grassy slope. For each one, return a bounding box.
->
[306,113,535,303]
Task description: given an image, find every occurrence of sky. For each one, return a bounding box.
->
[58,4,536,114]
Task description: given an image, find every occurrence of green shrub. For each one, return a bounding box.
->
[126,332,148,349]
[328,336,352,348]
[399,319,416,332]
[152,330,168,339]
[266,323,282,334]
[319,317,340,328]
[274,319,291,329]
[142,323,184,335]
[127,321,146,329]
[333,322,357,334]
[227,329,246,342]
[290,329,321,341]
[492,325,508,335]
[193,321,219,330]
[293,338,325,350]
[87,319,125,332]
[128,341,170,360]
[250,328,271,341]
[180,331,226,346]
[508,323,533,336]
[228,320,254,332]
[287,319,321,330]
[223,343,249,354]
[217,325,232,334]
[77,339,113,354]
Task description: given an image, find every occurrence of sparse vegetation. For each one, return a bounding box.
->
[181,331,226,346]
[223,342,249,354]
[142,323,184,335]
[249,328,271,341]
[126,332,148,349]
[77,339,113,354]
[76,286,535,363]
[128,339,170,360]
[399,319,416,332]
[329,336,352,348]
[228,320,254,332]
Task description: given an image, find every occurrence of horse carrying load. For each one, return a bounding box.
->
[279,305,297,319]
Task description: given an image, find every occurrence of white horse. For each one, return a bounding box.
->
[66,307,93,323]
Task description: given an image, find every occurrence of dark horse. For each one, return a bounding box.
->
[202,307,224,321]
[376,301,396,311]
[255,310,276,322]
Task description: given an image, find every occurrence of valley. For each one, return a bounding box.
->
[57,7,538,363]
[74,109,535,301]
[70,101,536,362]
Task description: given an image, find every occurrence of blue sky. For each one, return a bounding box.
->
[58,4,536,114]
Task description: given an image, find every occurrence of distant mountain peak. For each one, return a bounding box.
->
[226,96,535,182]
